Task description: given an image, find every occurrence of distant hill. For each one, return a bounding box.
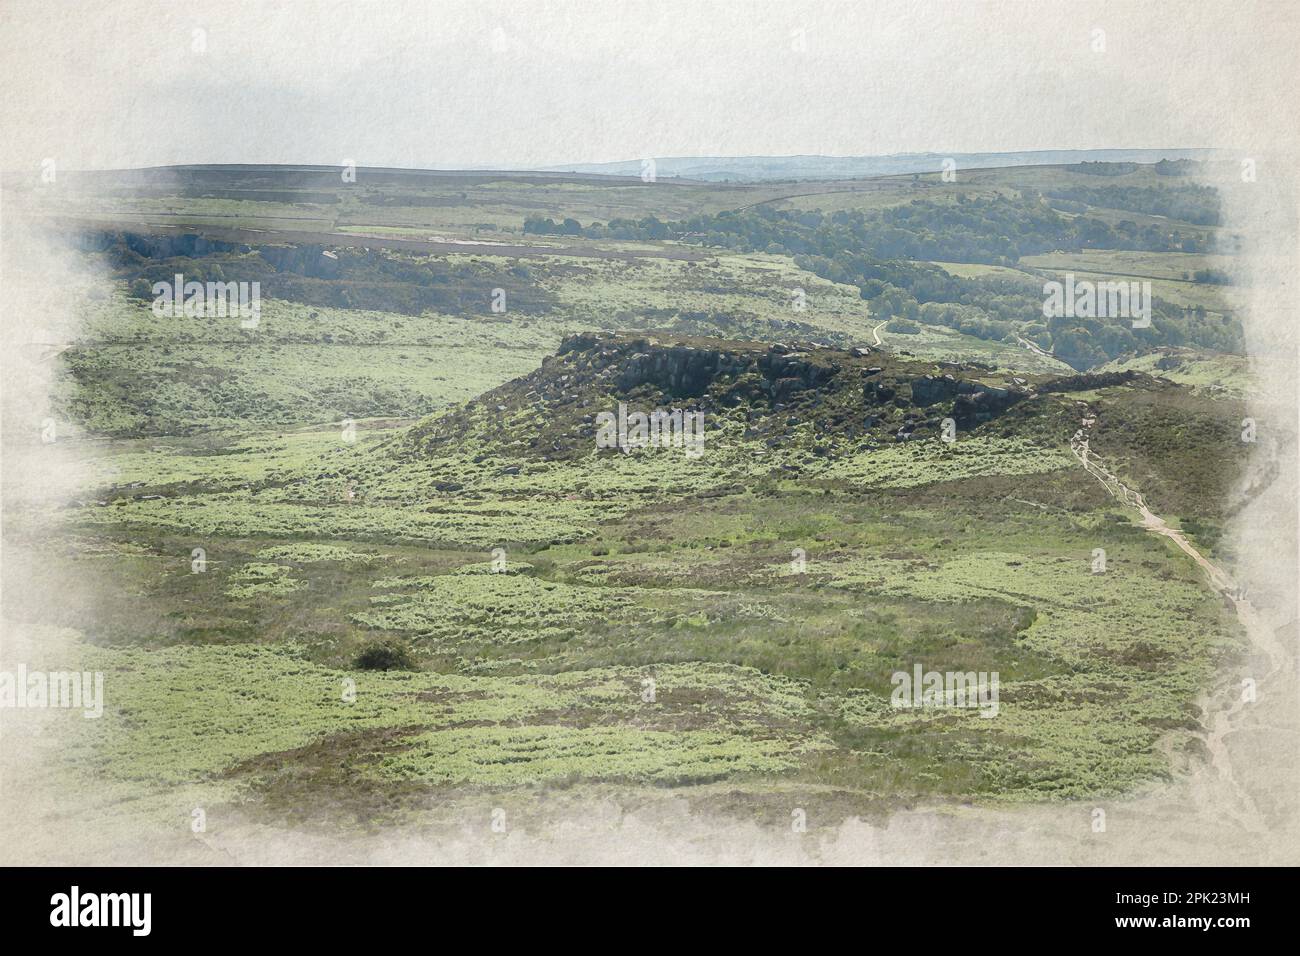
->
[1099,347,1253,398]
[542,149,1217,182]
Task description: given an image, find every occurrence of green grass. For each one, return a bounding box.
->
[51,344,1247,808]
[29,163,1257,826]
[930,260,1034,281]
[47,415,1243,813]
[1019,249,1236,282]
[1020,252,1234,314]
[372,725,813,787]
[1098,349,1253,398]
[54,292,557,435]
[60,641,822,817]
[821,435,1075,488]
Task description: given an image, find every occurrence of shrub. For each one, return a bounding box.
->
[353,640,417,671]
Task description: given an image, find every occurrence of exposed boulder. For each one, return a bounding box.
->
[1038,370,1143,393]
[910,374,961,406]
[953,385,1025,428]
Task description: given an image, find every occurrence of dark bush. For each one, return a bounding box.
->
[353,640,417,671]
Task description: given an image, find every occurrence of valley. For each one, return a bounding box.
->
[3,155,1277,842]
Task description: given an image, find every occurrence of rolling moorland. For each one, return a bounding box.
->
[3,156,1277,837]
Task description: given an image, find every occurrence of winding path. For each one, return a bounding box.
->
[1016,334,1054,359]
[1068,409,1286,832]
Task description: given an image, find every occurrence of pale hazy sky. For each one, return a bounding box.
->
[2,0,1297,171]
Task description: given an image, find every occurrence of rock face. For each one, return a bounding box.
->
[953,385,1022,428]
[757,351,838,395]
[257,244,346,279]
[1037,370,1142,393]
[615,345,745,397]
[908,373,1027,426]
[910,374,962,407]
[86,229,349,278]
[559,333,837,402]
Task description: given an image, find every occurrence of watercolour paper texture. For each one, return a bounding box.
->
[1,0,1297,866]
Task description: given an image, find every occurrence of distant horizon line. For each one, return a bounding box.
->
[10,147,1224,178]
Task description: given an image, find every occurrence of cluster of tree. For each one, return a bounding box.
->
[1045,306,1239,369]
[114,237,552,316]
[523,216,584,236]
[795,250,1240,368]
[528,196,1212,262]
[520,193,1239,369]
[524,215,675,240]
[1041,184,1221,226]
[883,317,921,334]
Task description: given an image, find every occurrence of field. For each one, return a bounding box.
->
[1019,251,1236,314]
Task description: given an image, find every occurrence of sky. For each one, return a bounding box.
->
[1,0,1298,171]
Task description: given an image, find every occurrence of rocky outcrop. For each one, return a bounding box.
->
[558,333,837,401]
[1038,370,1142,393]
[409,331,1043,460]
[908,373,1028,425]
[953,384,1023,427]
[79,230,250,259]
[910,374,962,406]
[257,244,345,279]
[615,346,746,396]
